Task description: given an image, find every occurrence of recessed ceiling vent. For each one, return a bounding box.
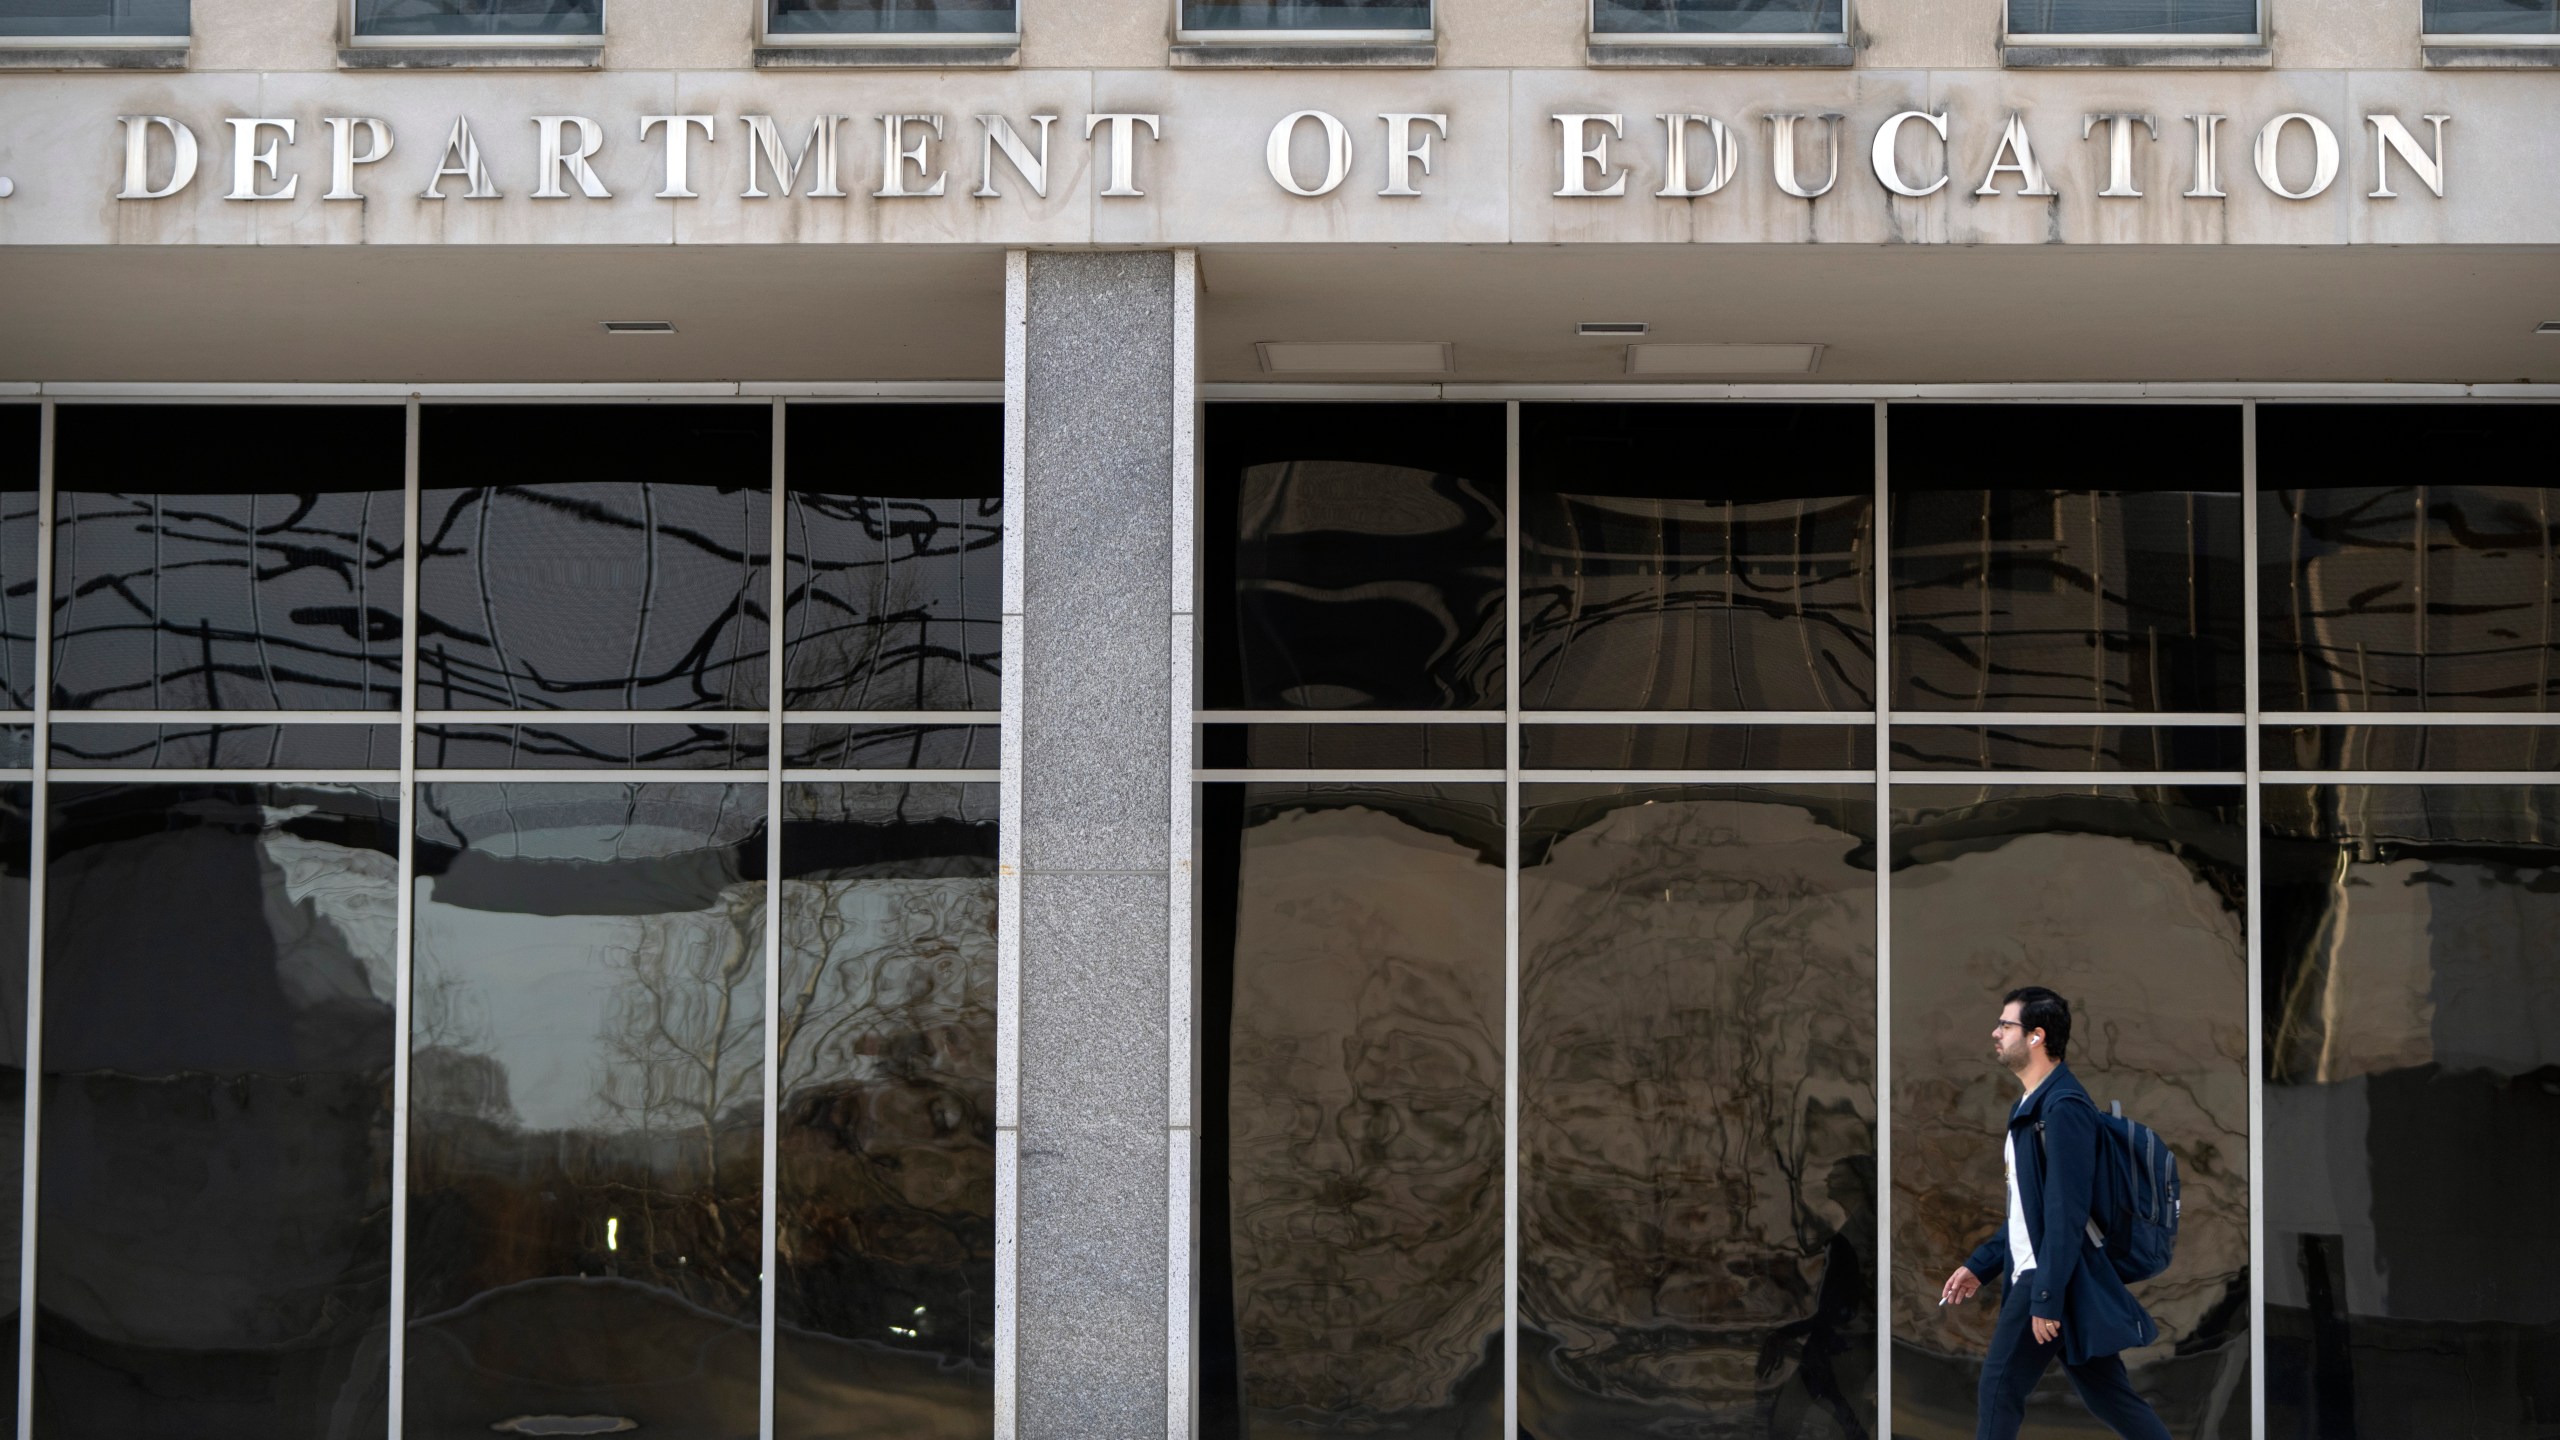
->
[2537,320,2560,336]
[1578,321,1649,336]
[1626,342,1825,376]
[1255,341,1454,375]
[599,320,677,335]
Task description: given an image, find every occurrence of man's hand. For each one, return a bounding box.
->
[1939,1266,1982,1306]
[2032,1316,2061,1345]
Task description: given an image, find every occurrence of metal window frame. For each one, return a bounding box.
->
[1587,0,1852,47]
[759,0,1021,45]
[343,0,604,47]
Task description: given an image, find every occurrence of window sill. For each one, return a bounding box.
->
[1167,40,1436,67]
[2000,41,2270,67]
[2422,42,2560,67]
[338,43,602,70]
[1587,40,1853,67]
[0,43,187,69]
[754,42,1017,68]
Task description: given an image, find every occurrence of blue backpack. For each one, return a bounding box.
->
[2042,1095,2181,1284]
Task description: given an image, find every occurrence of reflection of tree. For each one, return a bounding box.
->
[774,871,996,1367]
[785,493,1002,711]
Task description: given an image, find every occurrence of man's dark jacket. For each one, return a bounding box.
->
[1962,1064,2159,1366]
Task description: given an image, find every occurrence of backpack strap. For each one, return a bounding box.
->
[2031,1095,2109,1250]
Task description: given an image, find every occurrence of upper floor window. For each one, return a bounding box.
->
[767,0,1015,37]
[350,0,601,38]
[2422,0,2559,34]
[1591,0,1845,38]
[1177,0,1430,39]
[0,0,187,38]
[2006,0,2258,39]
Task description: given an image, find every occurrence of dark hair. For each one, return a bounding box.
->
[2004,986,2071,1062]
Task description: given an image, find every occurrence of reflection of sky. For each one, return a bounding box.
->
[415,876,762,1134]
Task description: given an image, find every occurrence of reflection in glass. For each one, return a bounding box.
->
[1521,723,1873,770]
[783,724,996,770]
[2261,724,2560,772]
[784,406,1001,712]
[50,723,400,770]
[0,408,33,709]
[351,0,600,36]
[1889,785,2250,1438]
[1206,405,1506,711]
[1891,405,2243,713]
[1201,783,1504,1438]
[1518,784,1875,1438]
[1889,724,2246,772]
[773,783,994,1438]
[2424,0,2558,31]
[2007,0,2256,33]
[1180,0,1428,29]
[2262,786,2560,1436]
[36,783,395,1436]
[2259,406,2560,712]
[1592,0,1845,32]
[1520,404,1874,712]
[0,787,26,1412]
[416,406,771,712]
[0,0,188,36]
[417,722,767,770]
[1200,723,1501,770]
[405,783,765,1436]
[768,0,1015,33]
[51,406,406,712]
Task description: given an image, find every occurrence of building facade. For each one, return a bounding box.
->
[0,0,2556,1437]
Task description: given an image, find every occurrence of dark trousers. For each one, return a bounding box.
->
[1976,1270,2173,1440]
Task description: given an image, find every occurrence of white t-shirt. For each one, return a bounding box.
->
[2004,1120,2039,1280]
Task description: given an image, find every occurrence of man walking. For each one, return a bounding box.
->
[1937,987,2169,1440]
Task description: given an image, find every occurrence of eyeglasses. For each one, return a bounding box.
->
[1992,1019,2027,1031]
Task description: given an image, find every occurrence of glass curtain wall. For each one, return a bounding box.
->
[1200,400,2559,1440]
[0,398,1000,1440]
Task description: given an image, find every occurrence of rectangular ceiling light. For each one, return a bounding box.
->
[600,320,677,335]
[1627,342,1824,376]
[1256,341,1454,375]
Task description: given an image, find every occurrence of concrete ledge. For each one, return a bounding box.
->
[2001,42,2271,67]
[338,44,602,70]
[2423,43,2560,67]
[1167,40,1436,67]
[0,44,186,70]
[754,42,1017,67]
[1588,40,1854,67]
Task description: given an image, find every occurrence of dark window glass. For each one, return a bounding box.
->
[784,405,1000,712]
[1891,405,2244,713]
[1200,723,1501,770]
[2007,0,2257,33]
[1889,785,2250,1438]
[0,409,33,710]
[0,787,27,1412]
[405,782,765,1436]
[1181,0,1427,29]
[2262,723,2560,771]
[774,782,995,1437]
[2259,405,2560,712]
[418,406,770,712]
[2425,0,2559,31]
[782,723,996,770]
[1522,722,1873,770]
[768,0,1014,33]
[2263,785,2560,1437]
[1200,783,1504,1438]
[351,0,600,36]
[1518,783,1876,1435]
[417,722,767,770]
[1890,723,2246,772]
[1593,0,1845,32]
[0,0,188,37]
[36,782,395,1434]
[1206,405,1506,711]
[0,727,27,768]
[52,406,405,712]
[50,722,400,769]
[1521,404,1875,711]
